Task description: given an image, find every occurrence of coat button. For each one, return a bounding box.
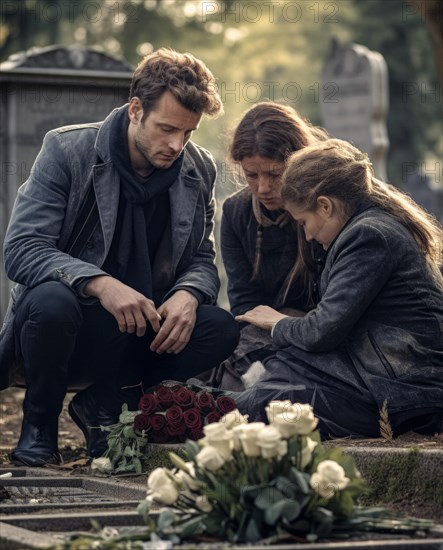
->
[86,241,93,248]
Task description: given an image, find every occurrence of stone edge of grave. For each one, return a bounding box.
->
[0,517,442,550]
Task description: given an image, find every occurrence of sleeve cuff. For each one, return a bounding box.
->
[177,288,205,306]
[271,322,278,338]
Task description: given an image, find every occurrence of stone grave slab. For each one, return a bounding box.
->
[0,467,442,549]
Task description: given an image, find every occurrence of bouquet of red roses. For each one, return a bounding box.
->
[134,384,237,444]
[98,382,237,474]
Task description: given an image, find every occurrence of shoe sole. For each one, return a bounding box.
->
[10,451,62,467]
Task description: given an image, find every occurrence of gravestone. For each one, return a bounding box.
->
[320,38,389,181]
[0,45,133,320]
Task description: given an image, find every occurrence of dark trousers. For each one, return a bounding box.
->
[13,281,239,424]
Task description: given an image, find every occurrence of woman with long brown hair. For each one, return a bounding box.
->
[236,138,443,438]
[209,102,327,389]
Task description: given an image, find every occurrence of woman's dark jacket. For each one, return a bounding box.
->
[221,188,308,316]
[238,206,443,423]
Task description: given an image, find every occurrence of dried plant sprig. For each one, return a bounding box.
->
[379,400,394,442]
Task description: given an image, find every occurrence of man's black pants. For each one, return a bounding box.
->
[13,281,240,424]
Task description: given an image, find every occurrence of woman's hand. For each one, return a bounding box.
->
[235,305,289,331]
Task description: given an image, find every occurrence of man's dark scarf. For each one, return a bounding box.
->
[105,105,183,299]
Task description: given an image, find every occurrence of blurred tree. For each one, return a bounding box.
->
[1,0,439,185]
[410,0,443,81]
[346,0,441,186]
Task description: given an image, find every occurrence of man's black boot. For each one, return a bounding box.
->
[10,416,61,466]
[68,385,141,458]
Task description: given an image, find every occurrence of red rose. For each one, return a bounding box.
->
[172,386,195,408]
[216,396,236,414]
[149,413,166,431]
[183,408,202,430]
[189,428,205,441]
[134,414,151,432]
[205,410,221,424]
[139,393,158,414]
[166,405,184,427]
[155,385,173,408]
[194,391,215,411]
[166,423,187,437]
[152,430,169,444]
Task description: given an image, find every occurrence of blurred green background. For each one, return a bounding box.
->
[1,1,441,307]
[1,0,441,188]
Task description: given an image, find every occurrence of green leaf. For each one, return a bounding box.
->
[184,440,200,461]
[239,484,261,506]
[107,436,120,449]
[121,403,129,413]
[202,513,226,537]
[335,490,354,517]
[245,517,262,542]
[287,436,301,458]
[123,425,136,438]
[89,519,102,532]
[254,487,285,510]
[339,454,359,478]
[289,468,311,494]
[264,498,301,526]
[157,508,176,531]
[311,507,334,537]
[119,410,138,424]
[344,479,368,497]
[109,450,122,466]
[180,516,206,538]
[275,476,298,500]
[137,499,152,523]
[169,452,190,472]
[123,445,135,457]
[133,457,142,474]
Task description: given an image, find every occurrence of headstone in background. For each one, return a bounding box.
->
[0,45,133,319]
[320,37,389,181]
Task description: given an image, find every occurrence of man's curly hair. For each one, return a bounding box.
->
[129,47,223,120]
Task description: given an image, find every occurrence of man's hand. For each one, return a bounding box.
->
[84,276,161,336]
[150,290,199,355]
[235,305,288,331]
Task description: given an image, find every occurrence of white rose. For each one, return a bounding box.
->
[231,424,245,451]
[200,424,233,460]
[220,409,248,430]
[196,445,226,471]
[310,460,350,499]
[256,425,287,459]
[148,468,180,505]
[238,422,266,457]
[265,400,292,423]
[91,457,113,474]
[272,404,318,438]
[300,437,318,469]
[288,403,318,435]
[175,469,200,492]
[203,422,229,439]
[185,461,196,477]
[272,412,304,438]
[195,495,213,513]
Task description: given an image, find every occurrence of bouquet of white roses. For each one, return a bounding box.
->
[53,401,433,549]
[137,400,421,543]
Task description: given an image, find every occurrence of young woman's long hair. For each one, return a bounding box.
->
[281,138,443,301]
[228,102,328,305]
